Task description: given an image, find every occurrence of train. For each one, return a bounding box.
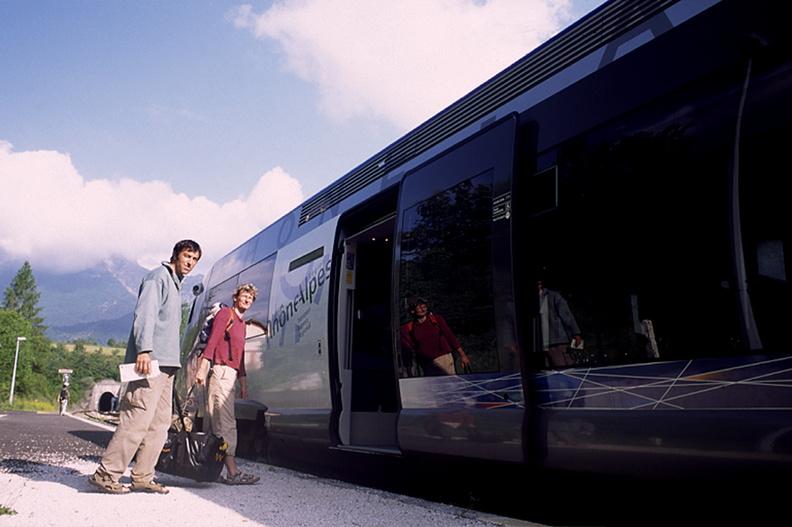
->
[179,0,792,483]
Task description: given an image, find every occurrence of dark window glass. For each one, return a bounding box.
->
[739,61,792,352]
[399,170,498,376]
[518,71,754,369]
[527,166,558,216]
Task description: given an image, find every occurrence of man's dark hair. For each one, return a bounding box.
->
[170,239,202,262]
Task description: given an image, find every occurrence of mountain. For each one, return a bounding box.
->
[0,257,203,343]
[46,312,135,344]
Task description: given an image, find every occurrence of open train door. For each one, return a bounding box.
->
[332,191,401,454]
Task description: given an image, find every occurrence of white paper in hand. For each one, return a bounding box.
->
[119,360,161,383]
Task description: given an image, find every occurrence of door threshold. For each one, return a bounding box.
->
[330,445,402,456]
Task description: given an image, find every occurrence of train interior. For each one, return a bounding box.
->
[334,192,400,453]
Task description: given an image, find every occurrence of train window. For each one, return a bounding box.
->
[738,60,792,353]
[288,247,323,272]
[205,276,238,312]
[238,254,276,327]
[210,241,257,287]
[519,73,753,369]
[398,170,498,376]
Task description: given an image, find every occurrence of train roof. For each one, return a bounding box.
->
[206,0,722,288]
[297,0,683,226]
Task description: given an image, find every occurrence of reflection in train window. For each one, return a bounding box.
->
[399,170,498,376]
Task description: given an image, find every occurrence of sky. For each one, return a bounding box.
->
[0,0,605,275]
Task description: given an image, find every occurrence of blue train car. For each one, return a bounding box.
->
[181,0,792,480]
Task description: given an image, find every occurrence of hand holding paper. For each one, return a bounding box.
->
[119,360,161,382]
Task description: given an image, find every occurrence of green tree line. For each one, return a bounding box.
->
[0,262,123,411]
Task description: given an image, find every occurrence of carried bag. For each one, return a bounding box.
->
[156,386,228,482]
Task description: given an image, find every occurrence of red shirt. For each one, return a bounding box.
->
[400,312,461,361]
[203,307,247,377]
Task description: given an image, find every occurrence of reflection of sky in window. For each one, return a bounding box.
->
[209,238,259,288]
[207,276,238,307]
[239,255,277,322]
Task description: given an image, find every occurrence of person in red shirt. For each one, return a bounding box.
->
[195,283,259,485]
[400,298,471,376]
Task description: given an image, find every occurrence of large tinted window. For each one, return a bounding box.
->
[398,171,498,376]
[518,71,752,369]
[739,60,792,352]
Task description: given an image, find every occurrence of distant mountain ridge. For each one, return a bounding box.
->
[0,257,203,343]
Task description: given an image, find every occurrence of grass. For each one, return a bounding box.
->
[58,343,124,356]
[0,506,17,516]
[0,397,57,413]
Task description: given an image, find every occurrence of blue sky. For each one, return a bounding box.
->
[1,0,604,273]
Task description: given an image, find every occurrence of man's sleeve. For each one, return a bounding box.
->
[132,276,164,353]
[556,295,581,336]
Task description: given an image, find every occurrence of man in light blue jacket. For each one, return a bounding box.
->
[89,240,201,494]
[539,280,583,369]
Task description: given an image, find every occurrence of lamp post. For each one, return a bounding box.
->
[9,336,27,406]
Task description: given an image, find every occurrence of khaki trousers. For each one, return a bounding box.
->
[207,364,238,456]
[423,353,456,376]
[98,369,175,484]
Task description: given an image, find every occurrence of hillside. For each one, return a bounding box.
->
[0,257,203,343]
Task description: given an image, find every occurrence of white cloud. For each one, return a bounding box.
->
[232,0,573,129]
[0,140,303,274]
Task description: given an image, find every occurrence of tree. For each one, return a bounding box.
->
[0,309,50,404]
[2,261,45,334]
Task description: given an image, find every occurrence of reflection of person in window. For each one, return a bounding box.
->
[400,298,471,376]
[538,281,582,368]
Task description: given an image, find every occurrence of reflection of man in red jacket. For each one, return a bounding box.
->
[400,298,471,376]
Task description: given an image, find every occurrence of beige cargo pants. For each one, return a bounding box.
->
[97,369,175,484]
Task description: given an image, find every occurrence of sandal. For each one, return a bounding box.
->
[221,471,260,485]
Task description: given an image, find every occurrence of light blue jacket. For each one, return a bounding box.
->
[124,262,184,368]
[542,288,581,347]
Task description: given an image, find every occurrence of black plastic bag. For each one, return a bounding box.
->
[156,428,227,482]
[156,386,227,482]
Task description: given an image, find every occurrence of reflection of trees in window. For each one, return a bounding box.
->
[400,171,498,372]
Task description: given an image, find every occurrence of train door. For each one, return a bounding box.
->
[395,115,523,462]
[333,193,400,453]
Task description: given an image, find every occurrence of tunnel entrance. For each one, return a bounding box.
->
[98,392,116,412]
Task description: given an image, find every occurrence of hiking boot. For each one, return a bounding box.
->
[88,472,129,494]
[130,480,170,494]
